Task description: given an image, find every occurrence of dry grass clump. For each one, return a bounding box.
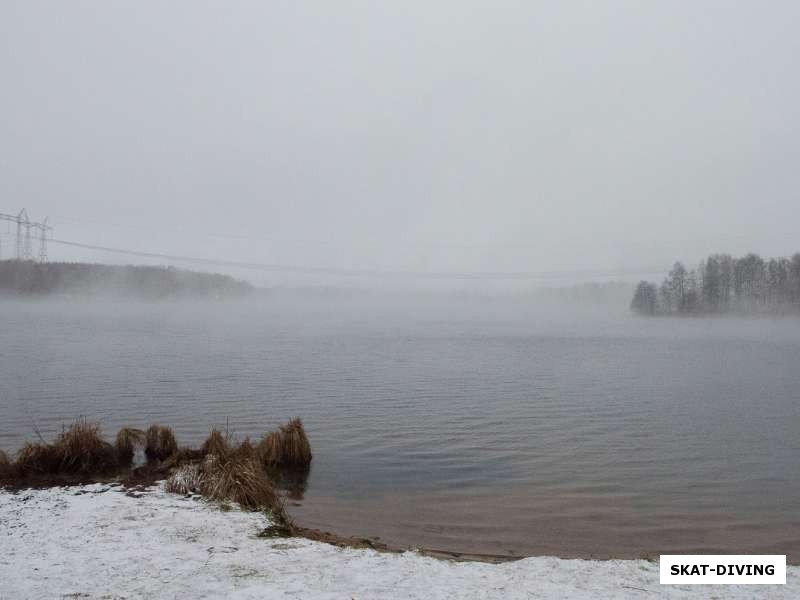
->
[199,454,278,511]
[257,431,280,466]
[162,429,286,517]
[232,437,256,460]
[15,442,62,475]
[4,418,309,530]
[0,450,14,480]
[14,421,117,476]
[200,428,231,458]
[115,428,145,466]
[200,429,258,461]
[144,425,178,462]
[164,464,202,495]
[257,418,312,470]
[170,447,204,465]
[55,421,118,474]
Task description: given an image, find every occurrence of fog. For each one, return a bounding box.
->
[2,1,799,291]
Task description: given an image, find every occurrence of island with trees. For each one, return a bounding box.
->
[631,253,800,316]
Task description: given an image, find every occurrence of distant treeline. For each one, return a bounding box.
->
[0,260,253,299]
[631,253,800,316]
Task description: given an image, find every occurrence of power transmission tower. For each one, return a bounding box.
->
[0,209,52,262]
[24,220,33,260]
[37,217,50,262]
[16,209,27,259]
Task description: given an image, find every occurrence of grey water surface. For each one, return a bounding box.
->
[2,297,798,561]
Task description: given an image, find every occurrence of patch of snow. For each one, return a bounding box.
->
[0,483,796,599]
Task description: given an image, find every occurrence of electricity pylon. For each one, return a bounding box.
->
[0,209,52,261]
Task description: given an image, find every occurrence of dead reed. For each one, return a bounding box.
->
[144,425,178,462]
[15,442,61,475]
[164,463,202,495]
[257,418,312,470]
[232,437,256,460]
[115,428,145,466]
[187,430,289,518]
[199,454,278,511]
[200,428,231,458]
[14,421,118,476]
[0,450,13,479]
[55,420,118,474]
[169,447,205,466]
[2,418,305,529]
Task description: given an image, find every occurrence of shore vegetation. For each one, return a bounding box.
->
[0,417,312,528]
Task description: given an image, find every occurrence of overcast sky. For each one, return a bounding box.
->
[1,1,798,287]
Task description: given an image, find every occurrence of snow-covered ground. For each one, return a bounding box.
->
[0,484,796,599]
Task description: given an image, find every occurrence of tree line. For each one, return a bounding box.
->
[0,260,253,299]
[631,252,800,316]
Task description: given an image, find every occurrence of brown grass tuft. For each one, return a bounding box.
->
[14,421,117,476]
[164,464,202,495]
[232,437,256,460]
[144,425,178,462]
[171,446,205,464]
[55,421,118,474]
[0,449,14,480]
[199,454,278,511]
[257,418,312,470]
[4,417,310,524]
[200,428,230,459]
[15,442,62,475]
[115,428,145,466]
[256,431,281,467]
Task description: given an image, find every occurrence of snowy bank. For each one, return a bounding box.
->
[0,484,796,599]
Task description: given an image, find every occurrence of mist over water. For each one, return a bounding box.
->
[3,295,799,560]
[3,1,800,589]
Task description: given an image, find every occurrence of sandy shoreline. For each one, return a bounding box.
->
[0,483,796,599]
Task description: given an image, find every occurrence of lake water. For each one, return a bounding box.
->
[2,296,799,561]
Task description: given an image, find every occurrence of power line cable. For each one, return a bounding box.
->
[49,238,661,280]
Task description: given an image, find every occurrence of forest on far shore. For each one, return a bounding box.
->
[0,260,253,299]
[631,253,800,316]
